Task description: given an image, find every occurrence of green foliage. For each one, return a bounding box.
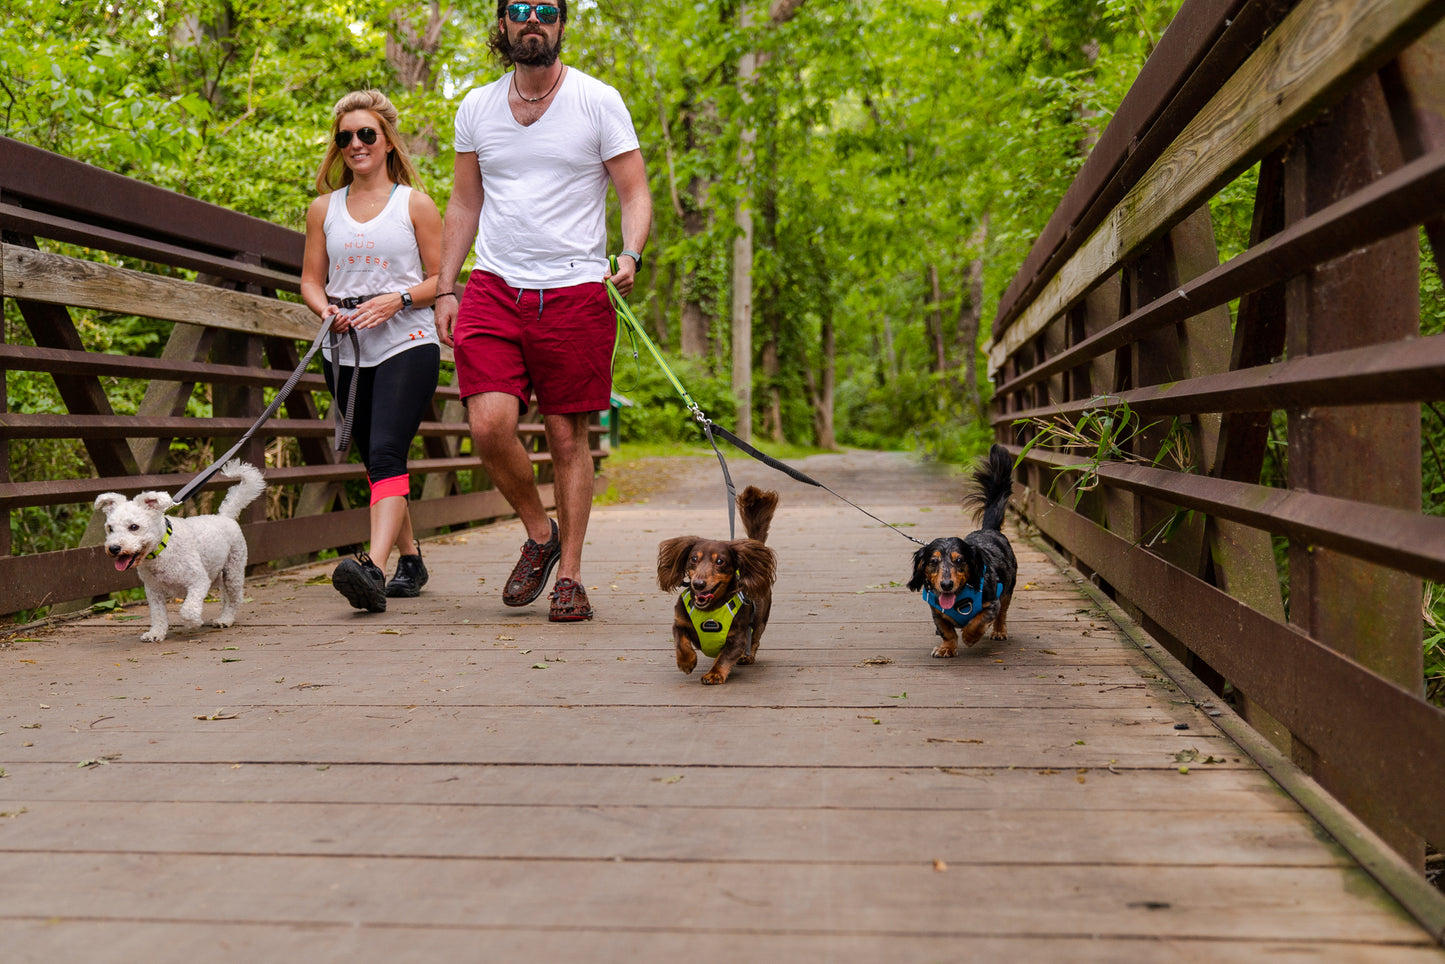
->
[1422,232,1445,518]
[1426,583,1445,708]
[611,351,736,443]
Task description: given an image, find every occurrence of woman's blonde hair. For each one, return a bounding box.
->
[313,89,421,194]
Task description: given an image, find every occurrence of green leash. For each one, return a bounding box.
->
[607,258,741,536]
[605,260,925,547]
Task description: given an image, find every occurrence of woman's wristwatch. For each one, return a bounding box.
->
[398,290,413,309]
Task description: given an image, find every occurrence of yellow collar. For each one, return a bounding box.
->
[147,519,174,560]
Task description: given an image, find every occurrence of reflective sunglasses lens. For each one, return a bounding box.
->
[334,130,352,148]
[506,3,558,22]
[356,128,378,144]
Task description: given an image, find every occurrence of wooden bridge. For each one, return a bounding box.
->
[4,0,1445,958]
[2,451,1441,959]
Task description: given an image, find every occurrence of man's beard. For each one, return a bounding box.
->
[507,28,562,67]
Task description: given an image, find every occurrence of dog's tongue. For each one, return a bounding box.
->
[938,592,957,610]
[114,554,136,572]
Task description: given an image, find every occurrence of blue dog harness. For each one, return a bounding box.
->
[921,562,988,626]
[681,588,750,657]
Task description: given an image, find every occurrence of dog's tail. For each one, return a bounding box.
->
[737,486,780,544]
[216,460,267,520]
[964,444,1014,532]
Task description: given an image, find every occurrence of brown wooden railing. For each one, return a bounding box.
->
[990,0,1445,890]
[1,137,605,617]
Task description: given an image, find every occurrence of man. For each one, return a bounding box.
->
[435,0,652,622]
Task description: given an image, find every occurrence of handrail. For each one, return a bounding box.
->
[0,138,609,617]
[988,0,1445,934]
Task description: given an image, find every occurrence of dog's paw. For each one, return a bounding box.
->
[990,629,1008,641]
[737,653,755,665]
[700,670,727,685]
[207,617,234,629]
[141,630,167,643]
[931,644,958,658]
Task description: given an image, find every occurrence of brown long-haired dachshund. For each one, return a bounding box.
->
[656,486,779,684]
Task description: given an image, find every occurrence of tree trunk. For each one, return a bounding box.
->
[730,0,808,440]
[809,312,836,449]
[958,216,988,419]
[386,1,447,155]
[927,263,946,374]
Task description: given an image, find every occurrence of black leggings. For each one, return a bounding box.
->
[324,344,440,502]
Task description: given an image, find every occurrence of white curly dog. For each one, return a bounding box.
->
[94,460,266,642]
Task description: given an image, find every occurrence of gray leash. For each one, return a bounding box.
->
[171,314,358,505]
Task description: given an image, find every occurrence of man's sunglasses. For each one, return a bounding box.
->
[506,3,560,23]
[334,128,379,149]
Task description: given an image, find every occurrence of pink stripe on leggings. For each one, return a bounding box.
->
[369,474,410,505]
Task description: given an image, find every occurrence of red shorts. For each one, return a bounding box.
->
[454,271,616,415]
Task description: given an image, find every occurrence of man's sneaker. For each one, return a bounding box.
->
[333,553,387,612]
[386,552,428,598]
[548,577,594,622]
[503,518,560,607]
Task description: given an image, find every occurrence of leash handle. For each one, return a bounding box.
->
[328,326,362,452]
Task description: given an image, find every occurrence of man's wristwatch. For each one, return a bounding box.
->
[620,249,643,269]
[399,290,413,309]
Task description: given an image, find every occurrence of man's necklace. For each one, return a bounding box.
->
[513,65,564,103]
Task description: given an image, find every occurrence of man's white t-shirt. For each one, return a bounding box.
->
[454,67,640,289]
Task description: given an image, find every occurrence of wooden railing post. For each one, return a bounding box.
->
[1284,75,1423,864]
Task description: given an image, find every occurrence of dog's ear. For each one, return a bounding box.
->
[93,493,125,516]
[906,544,931,592]
[138,491,174,513]
[732,539,777,600]
[656,537,700,591]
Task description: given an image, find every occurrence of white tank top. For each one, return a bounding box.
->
[321,184,437,367]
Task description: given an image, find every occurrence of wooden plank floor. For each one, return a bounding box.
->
[2,450,1441,962]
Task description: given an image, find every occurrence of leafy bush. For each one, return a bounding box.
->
[611,351,736,444]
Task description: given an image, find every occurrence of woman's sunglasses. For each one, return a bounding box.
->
[506,3,560,23]
[334,128,379,149]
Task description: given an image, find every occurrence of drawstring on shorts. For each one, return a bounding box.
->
[513,287,545,319]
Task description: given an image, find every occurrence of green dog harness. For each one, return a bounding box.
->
[681,588,750,657]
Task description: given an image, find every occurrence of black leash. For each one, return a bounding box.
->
[172,314,359,505]
[606,269,924,546]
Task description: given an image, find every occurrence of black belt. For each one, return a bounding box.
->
[330,293,387,311]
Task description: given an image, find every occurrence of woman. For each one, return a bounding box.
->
[300,89,443,613]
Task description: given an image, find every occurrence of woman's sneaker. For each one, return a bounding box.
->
[386,552,429,598]
[333,553,387,612]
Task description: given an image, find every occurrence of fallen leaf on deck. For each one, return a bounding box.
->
[195,710,239,721]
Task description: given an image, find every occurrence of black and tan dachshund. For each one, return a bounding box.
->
[657,486,779,684]
[907,444,1018,658]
